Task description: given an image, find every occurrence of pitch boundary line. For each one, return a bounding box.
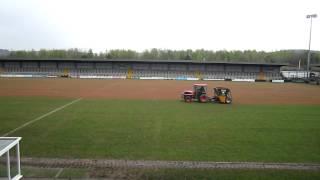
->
[54,168,64,178]
[2,98,82,137]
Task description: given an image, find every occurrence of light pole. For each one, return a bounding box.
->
[306,14,317,78]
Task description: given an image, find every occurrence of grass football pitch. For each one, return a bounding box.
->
[1,96,319,163]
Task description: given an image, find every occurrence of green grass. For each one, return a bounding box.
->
[1,97,319,162]
[0,165,88,178]
[2,165,319,179]
[140,169,320,180]
[0,165,57,178]
[59,168,88,178]
[0,97,74,135]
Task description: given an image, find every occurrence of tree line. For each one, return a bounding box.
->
[6,48,320,65]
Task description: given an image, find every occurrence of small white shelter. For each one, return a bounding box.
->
[0,137,22,180]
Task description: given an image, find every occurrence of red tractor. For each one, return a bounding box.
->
[181,84,232,104]
[181,84,209,103]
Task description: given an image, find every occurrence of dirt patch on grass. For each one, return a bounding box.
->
[0,78,320,104]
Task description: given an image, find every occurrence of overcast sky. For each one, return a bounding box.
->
[1,0,319,53]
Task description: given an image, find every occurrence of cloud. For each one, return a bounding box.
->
[0,0,319,52]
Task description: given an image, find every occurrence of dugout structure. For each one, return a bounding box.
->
[0,137,22,180]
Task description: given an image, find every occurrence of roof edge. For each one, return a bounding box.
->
[0,57,288,66]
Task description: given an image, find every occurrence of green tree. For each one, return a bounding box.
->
[88,49,94,58]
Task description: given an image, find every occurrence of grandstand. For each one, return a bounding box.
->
[280,64,320,80]
[0,58,285,81]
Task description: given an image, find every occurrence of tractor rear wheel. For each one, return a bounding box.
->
[199,94,207,103]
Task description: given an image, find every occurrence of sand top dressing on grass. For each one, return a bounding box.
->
[0,78,320,104]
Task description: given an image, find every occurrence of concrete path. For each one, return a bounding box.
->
[19,157,320,170]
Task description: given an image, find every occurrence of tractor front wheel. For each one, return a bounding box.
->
[184,96,192,103]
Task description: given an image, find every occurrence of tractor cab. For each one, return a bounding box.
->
[193,84,208,99]
[182,84,208,102]
[212,87,232,104]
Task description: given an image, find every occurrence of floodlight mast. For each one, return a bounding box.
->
[306,14,317,78]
